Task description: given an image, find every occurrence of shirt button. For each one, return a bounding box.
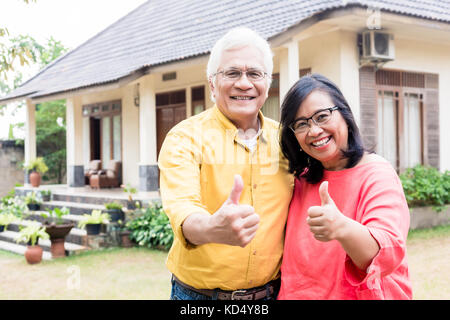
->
[253,184,257,189]
[253,250,257,255]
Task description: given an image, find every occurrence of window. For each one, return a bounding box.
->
[261,74,279,120]
[83,100,122,166]
[375,70,425,171]
[191,86,205,115]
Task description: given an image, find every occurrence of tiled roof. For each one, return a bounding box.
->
[2,0,450,102]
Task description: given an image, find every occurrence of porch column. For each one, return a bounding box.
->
[24,99,36,185]
[138,75,159,191]
[66,96,85,187]
[279,40,300,104]
[186,86,192,117]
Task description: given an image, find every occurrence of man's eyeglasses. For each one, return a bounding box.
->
[289,106,339,134]
[213,68,269,82]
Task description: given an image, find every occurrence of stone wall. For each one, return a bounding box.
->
[0,140,24,197]
[410,205,450,230]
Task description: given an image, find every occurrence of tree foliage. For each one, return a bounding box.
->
[36,99,67,183]
[0,0,38,80]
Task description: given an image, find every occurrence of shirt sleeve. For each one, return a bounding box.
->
[344,164,410,286]
[158,126,210,250]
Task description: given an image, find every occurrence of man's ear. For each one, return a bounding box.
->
[208,77,215,92]
[208,77,216,100]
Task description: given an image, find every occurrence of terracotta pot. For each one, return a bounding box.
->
[120,230,134,248]
[45,223,74,258]
[49,238,66,258]
[29,171,41,188]
[25,245,43,264]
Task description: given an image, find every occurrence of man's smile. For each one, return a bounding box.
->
[230,96,255,100]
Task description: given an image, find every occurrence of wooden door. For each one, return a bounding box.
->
[156,102,186,158]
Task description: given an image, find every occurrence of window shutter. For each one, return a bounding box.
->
[424,73,439,169]
[358,66,377,150]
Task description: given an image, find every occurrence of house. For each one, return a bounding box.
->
[1,0,449,192]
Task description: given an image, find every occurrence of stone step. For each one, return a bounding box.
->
[0,240,52,260]
[7,215,87,245]
[15,187,135,207]
[0,230,87,256]
[41,200,106,215]
[52,193,130,206]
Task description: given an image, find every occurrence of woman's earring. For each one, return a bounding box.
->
[299,147,302,152]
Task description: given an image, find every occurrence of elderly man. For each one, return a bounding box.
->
[158,27,293,300]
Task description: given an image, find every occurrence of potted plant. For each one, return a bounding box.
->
[121,184,141,210]
[78,209,110,235]
[1,195,27,219]
[16,223,49,264]
[24,157,48,188]
[40,190,52,202]
[116,217,134,248]
[103,202,124,222]
[24,192,43,211]
[41,207,74,258]
[0,213,19,232]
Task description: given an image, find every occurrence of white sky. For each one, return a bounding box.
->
[0,0,148,139]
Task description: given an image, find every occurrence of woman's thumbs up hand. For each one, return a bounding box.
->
[306,181,348,242]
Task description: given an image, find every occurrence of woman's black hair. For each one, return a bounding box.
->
[279,73,366,184]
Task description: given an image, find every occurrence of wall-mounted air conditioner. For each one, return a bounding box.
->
[361,30,395,61]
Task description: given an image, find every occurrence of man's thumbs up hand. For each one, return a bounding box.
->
[306,181,347,242]
[208,174,260,247]
[226,174,244,205]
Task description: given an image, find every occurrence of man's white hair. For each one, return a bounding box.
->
[207,27,273,102]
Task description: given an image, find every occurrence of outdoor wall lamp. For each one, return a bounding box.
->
[134,83,140,107]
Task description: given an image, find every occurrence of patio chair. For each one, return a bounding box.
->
[89,160,122,189]
[84,160,102,185]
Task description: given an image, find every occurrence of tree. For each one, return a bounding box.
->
[32,37,69,184]
[1,35,69,183]
[0,0,38,80]
[36,99,67,184]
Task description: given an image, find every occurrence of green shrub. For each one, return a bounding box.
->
[400,165,450,211]
[126,202,173,251]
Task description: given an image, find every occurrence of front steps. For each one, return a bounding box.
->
[0,185,160,260]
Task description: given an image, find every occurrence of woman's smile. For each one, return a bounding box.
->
[310,135,332,148]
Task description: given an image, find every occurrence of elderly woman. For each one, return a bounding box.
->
[277,74,412,300]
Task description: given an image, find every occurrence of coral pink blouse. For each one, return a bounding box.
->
[278,161,412,300]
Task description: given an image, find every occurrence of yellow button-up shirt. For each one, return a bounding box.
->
[158,105,293,290]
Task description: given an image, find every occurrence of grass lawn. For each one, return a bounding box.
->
[406,225,450,300]
[0,247,171,299]
[0,224,449,300]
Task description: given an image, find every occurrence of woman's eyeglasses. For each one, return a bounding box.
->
[289,106,339,134]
